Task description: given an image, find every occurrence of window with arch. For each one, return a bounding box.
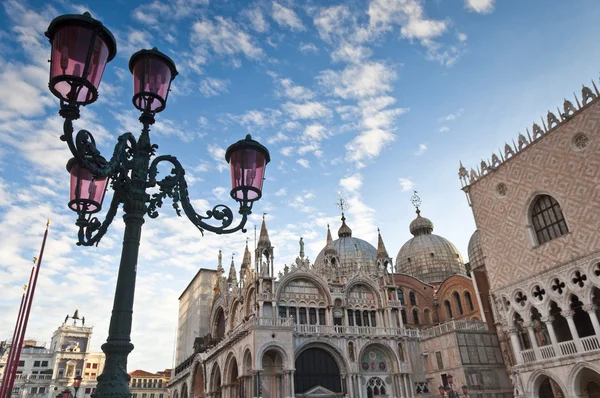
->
[453,292,464,315]
[464,291,474,311]
[444,300,453,319]
[401,309,408,325]
[412,309,420,325]
[531,195,568,245]
[366,377,386,398]
[397,289,405,305]
[397,343,404,362]
[409,291,417,306]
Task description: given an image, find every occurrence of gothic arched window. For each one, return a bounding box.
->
[401,309,408,325]
[444,300,453,319]
[397,289,405,305]
[453,292,464,315]
[412,309,420,325]
[531,195,568,245]
[464,292,474,311]
[409,291,417,306]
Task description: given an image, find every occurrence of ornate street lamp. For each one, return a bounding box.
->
[73,376,82,398]
[439,375,468,398]
[45,11,270,398]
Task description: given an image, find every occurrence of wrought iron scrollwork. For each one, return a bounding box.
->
[147,155,247,235]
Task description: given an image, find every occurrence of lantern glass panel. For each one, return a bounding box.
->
[50,25,110,104]
[73,376,82,388]
[461,386,468,395]
[447,375,453,385]
[438,386,445,396]
[69,163,108,214]
[132,56,172,112]
[229,148,266,201]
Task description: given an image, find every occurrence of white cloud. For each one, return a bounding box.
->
[299,43,319,54]
[244,7,270,32]
[207,144,228,172]
[345,128,395,167]
[414,144,427,156]
[399,178,415,192]
[439,126,450,133]
[199,77,230,97]
[331,44,373,64]
[280,147,294,156]
[318,62,397,99]
[465,0,495,14]
[457,32,468,42]
[267,132,289,144]
[296,158,310,168]
[368,0,448,41]
[283,102,332,120]
[191,17,264,62]
[272,2,305,31]
[339,174,362,193]
[274,78,314,101]
[275,188,287,196]
[212,186,228,201]
[439,109,464,122]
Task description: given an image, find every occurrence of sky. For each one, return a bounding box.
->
[1,0,600,373]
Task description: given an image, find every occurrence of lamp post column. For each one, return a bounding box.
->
[94,124,153,398]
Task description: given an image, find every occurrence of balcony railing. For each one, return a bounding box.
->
[294,324,419,338]
[517,335,600,366]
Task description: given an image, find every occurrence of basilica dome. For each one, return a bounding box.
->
[396,210,466,284]
[468,230,485,270]
[313,215,378,278]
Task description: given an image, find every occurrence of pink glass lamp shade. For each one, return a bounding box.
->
[67,158,109,214]
[45,12,116,106]
[447,375,454,385]
[438,386,445,397]
[461,385,468,395]
[129,48,178,113]
[225,135,270,212]
[73,376,83,389]
[60,389,72,398]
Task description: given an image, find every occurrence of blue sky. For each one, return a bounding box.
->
[1,0,600,373]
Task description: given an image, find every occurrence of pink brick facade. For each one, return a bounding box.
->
[466,97,600,291]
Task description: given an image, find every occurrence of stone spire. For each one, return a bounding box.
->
[241,238,252,269]
[376,228,389,259]
[228,255,237,284]
[325,224,337,255]
[258,214,271,246]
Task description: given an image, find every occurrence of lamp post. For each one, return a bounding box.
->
[438,375,468,398]
[44,11,270,398]
[58,376,82,398]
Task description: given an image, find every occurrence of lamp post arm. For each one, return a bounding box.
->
[76,186,124,246]
[147,155,249,235]
[61,113,137,178]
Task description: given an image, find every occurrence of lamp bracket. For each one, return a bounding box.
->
[147,155,248,235]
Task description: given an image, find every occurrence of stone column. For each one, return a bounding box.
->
[584,304,600,336]
[508,328,523,364]
[563,310,583,351]
[402,374,410,398]
[525,322,540,360]
[407,373,414,397]
[541,316,559,347]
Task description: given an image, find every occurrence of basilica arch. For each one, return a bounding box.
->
[208,362,223,398]
[357,343,401,398]
[529,370,567,398]
[294,342,345,396]
[180,382,188,398]
[224,352,240,398]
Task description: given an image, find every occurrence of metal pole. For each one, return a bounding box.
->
[92,119,153,398]
[0,282,29,398]
[5,222,49,398]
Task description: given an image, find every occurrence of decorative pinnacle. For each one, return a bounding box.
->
[410,190,421,214]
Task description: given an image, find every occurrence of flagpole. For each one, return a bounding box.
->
[0,282,29,398]
[4,220,50,398]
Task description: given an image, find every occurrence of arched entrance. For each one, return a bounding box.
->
[242,350,252,398]
[210,363,223,398]
[181,383,188,398]
[533,375,564,398]
[214,308,226,340]
[573,366,600,398]
[294,347,342,396]
[358,345,397,398]
[193,363,205,398]
[226,356,239,398]
[261,349,285,398]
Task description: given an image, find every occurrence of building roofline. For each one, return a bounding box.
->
[178,268,217,300]
[459,79,600,189]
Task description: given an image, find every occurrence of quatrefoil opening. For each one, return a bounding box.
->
[551,278,566,295]
[572,270,587,288]
[532,285,546,301]
[515,291,528,307]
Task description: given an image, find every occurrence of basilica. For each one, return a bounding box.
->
[167,78,600,398]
